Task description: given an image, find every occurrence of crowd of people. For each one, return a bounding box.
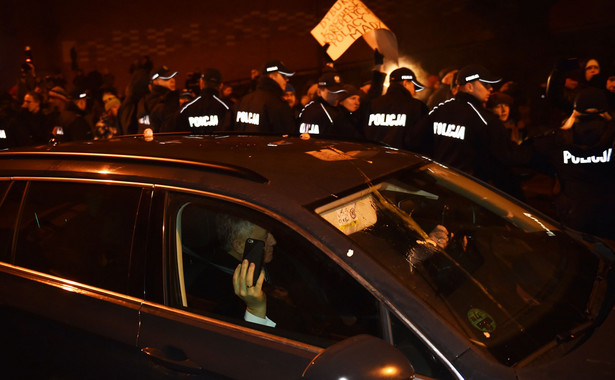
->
[1,51,614,240]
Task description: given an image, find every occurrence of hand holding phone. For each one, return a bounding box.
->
[242,238,265,287]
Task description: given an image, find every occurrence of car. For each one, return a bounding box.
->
[1,133,614,379]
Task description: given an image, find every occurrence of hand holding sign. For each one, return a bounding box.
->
[311,0,398,63]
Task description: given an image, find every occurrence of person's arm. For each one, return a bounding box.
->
[233,259,275,327]
[366,49,386,100]
[244,310,276,327]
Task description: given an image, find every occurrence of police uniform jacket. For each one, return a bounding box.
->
[166,87,232,133]
[136,85,179,133]
[298,97,342,138]
[49,105,92,142]
[533,116,615,239]
[365,83,428,149]
[332,106,365,140]
[233,76,295,134]
[415,92,532,183]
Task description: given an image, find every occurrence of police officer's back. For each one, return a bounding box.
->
[298,72,351,138]
[414,64,532,197]
[233,60,295,134]
[365,67,428,149]
[533,87,615,239]
[167,68,232,134]
[47,86,92,142]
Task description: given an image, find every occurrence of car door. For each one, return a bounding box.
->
[136,190,391,379]
[0,179,159,378]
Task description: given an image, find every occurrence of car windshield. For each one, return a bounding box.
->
[315,162,603,366]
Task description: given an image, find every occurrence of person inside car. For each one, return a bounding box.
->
[186,214,279,327]
[222,217,278,327]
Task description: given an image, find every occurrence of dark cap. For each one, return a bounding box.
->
[261,60,295,77]
[284,83,295,94]
[457,64,501,86]
[151,65,178,81]
[574,87,608,114]
[201,68,222,85]
[338,84,362,101]
[48,86,69,102]
[486,92,514,108]
[389,67,425,91]
[317,72,345,93]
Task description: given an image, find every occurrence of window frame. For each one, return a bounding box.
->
[159,187,457,380]
[3,177,151,298]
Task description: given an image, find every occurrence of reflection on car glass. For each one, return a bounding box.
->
[315,163,598,366]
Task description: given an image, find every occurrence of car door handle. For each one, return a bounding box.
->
[142,346,203,374]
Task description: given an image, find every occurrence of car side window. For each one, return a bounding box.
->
[14,181,141,293]
[169,195,382,347]
[0,181,21,263]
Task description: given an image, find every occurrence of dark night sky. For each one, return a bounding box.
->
[2,0,614,95]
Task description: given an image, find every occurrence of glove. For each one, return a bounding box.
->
[374,49,384,66]
[321,43,334,64]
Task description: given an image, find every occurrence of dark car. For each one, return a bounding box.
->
[1,133,614,379]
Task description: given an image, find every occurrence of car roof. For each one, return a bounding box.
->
[0,134,425,206]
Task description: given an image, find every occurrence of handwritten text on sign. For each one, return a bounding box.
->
[311,0,390,61]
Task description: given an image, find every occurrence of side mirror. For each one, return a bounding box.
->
[302,334,415,380]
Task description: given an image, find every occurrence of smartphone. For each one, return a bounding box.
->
[242,238,265,287]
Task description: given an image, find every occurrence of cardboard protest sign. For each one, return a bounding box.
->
[311,0,398,63]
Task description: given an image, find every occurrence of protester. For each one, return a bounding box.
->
[14,91,50,145]
[487,91,526,144]
[93,93,121,139]
[334,84,365,139]
[282,83,302,120]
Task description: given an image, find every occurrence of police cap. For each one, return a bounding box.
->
[201,68,222,86]
[152,65,178,81]
[389,67,425,91]
[574,87,609,114]
[457,64,501,86]
[261,60,295,77]
[318,72,345,93]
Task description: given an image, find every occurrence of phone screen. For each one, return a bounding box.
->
[242,238,265,286]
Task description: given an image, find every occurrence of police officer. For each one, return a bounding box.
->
[233,60,295,134]
[47,86,93,143]
[532,87,615,239]
[365,67,428,149]
[298,71,351,138]
[166,68,232,134]
[413,64,532,198]
[136,66,179,133]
